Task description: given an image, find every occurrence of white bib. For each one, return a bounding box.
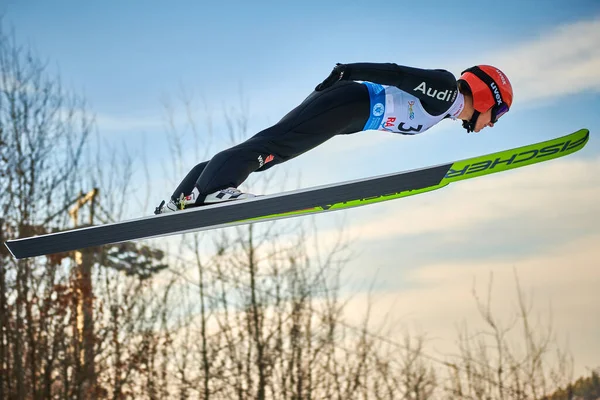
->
[362,82,464,135]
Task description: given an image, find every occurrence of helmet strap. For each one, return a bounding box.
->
[462,110,480,133]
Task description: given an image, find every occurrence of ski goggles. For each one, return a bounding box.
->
[491,103,510,124]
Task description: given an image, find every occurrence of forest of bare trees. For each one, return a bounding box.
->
[0,20,598,400]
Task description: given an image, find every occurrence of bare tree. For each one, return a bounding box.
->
[0,19,171,399]
[444,270,574,399]
[0,18,92,399]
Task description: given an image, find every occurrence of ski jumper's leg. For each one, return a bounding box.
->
[170,161,209,201]
[193,81,370,200]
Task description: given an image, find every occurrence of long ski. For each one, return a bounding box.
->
[4,128,590,259]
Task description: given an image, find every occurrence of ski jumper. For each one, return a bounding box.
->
[170,63,466,203]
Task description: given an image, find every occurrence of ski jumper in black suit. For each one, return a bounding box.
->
[170,63,465,204]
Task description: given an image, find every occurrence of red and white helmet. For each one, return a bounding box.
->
[458,65,513,131]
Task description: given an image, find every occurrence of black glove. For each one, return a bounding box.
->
[315,63,348,91]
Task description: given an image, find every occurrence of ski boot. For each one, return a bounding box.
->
[203,187,256,204]
[154,187,256,214]
[154,188,201,215]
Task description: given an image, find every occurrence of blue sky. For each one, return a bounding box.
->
[4,0,600,379]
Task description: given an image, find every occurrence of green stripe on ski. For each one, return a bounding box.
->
[442,128,589,183]
[241,129,589,223]
[241,184,446,222]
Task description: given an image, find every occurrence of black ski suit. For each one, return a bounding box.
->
[170,63,459,203]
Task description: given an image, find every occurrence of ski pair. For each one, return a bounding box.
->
[4,128,590,259]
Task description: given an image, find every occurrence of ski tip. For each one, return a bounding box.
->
[580,128,590,142]
[555,128,589,146]
[573,127,589,138]
[570,128,590,152]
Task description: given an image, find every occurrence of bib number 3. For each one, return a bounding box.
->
[398,123,423,134]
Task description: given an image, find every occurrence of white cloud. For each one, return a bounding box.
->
[337,155,600,241]
[340,232,600,378]
[95,112,164,133]
[221,154,600,282]
[452,16,600,107]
